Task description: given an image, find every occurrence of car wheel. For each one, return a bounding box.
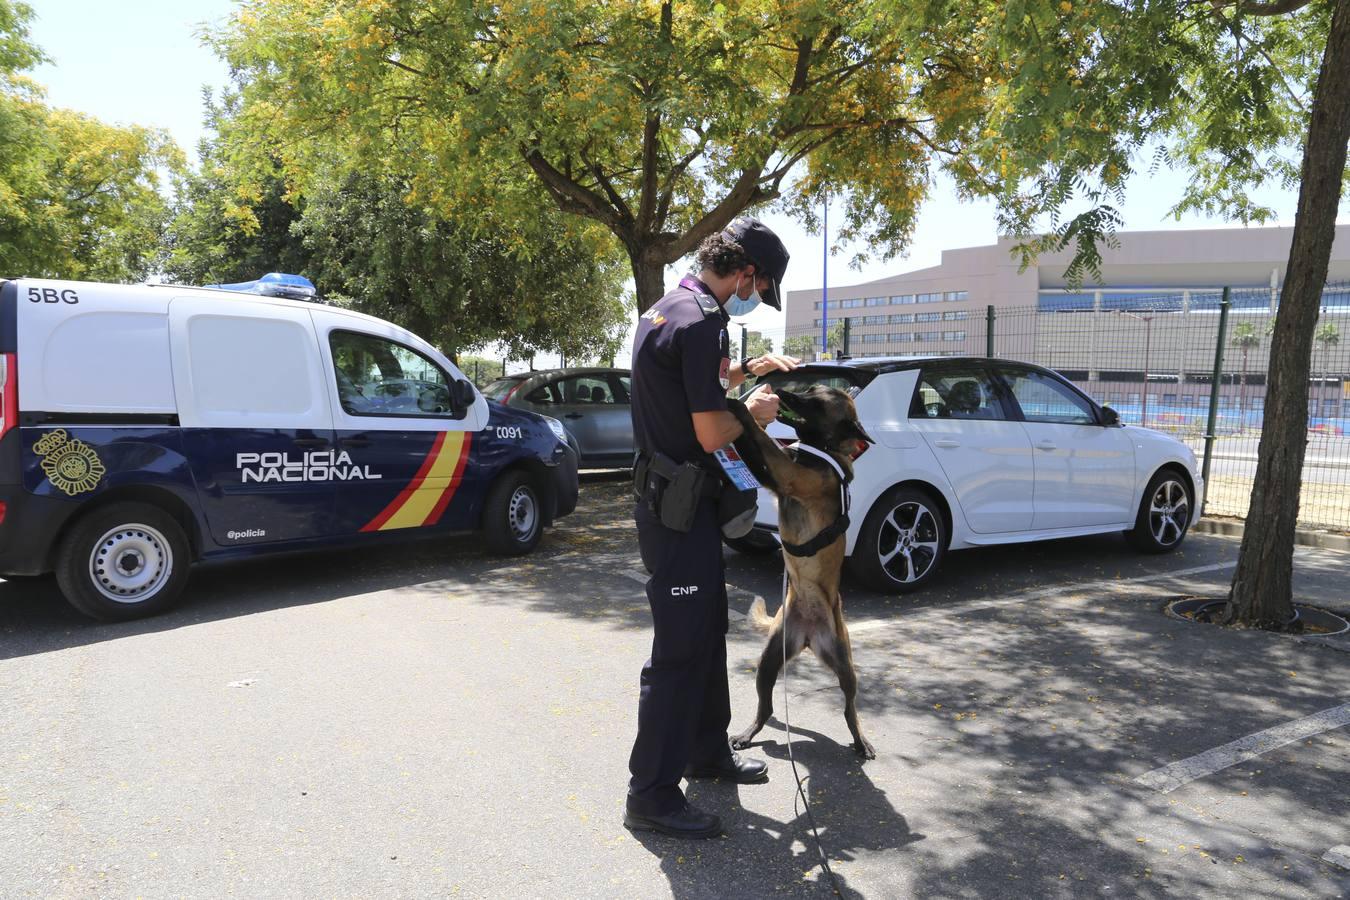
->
[483,470,543,555]
[849,485,947,593]
[723,531,780,556]
[1127,469,1193,553]
[55,502,191,621]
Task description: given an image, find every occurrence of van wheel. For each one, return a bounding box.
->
[55,503,191,621]
[848,485,947,593]
[482,471,543,555]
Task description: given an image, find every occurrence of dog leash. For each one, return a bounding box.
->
[776,558,845,896]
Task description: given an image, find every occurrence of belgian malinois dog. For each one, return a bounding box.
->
[725,385,876,759]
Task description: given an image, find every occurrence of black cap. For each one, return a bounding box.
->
[723,217,789,310]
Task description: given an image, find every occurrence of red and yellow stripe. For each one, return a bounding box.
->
[361,431,473,532]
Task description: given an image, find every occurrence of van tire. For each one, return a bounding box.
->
[55,503,191,621]
[482,471,543,556]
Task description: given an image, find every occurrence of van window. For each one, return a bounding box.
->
[43,312,174,412]
[187,315,317,415]
[329,330,461,418]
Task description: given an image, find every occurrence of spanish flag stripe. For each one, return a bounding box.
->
[378,432,468,531]
[425,432,474,526]
[360,431,447,533]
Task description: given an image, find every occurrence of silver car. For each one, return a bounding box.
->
[484,367,634,468]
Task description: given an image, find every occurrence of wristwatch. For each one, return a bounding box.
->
[740,356,756,375]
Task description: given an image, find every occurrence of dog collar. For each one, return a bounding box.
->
[780,442,850,558]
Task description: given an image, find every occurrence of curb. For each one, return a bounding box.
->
[1194,517,1350,552]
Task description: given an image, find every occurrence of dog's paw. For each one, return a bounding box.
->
[854,738,876,760]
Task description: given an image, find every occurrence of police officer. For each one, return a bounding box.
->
[623,217,797,839]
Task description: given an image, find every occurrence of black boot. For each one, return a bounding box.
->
[623,802,723,839]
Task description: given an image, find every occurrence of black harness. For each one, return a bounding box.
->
[779,442,852,558]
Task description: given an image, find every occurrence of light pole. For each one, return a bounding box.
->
[1117,310,1156,427]
[820,189,829,361]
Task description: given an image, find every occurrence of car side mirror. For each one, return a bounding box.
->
[452,379,477,410]
[1100,405,1121,427]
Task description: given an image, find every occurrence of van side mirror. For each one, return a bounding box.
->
[452,379,477,410]
[1100,405,1121,427]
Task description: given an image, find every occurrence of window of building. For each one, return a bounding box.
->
[916,292,942,304]
[861,333,886,343]
[862,315,887,325]
[917,331,939,341]
[865,296,889,307]
[892,294,915,305]
[1128,392,1142,403]
[915,312,941,322]
[943,331,966,341]
[1181,394,1195,406]
[944,291,968,302]
[890,313,915,324]
[942,310,968,321]
[891,333,914,342]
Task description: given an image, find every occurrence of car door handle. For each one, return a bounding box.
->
[338,437,371,448]
[563,413,584,419]
[1036,440,1058,451]
[294,437,330,448]
[933,439,960,449]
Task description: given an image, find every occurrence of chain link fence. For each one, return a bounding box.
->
[766,284,1350,532]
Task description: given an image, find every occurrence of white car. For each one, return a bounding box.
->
[732,357,1202,593]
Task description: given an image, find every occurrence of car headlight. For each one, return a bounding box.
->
[541,416,569,446]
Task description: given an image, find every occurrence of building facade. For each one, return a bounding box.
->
[784,225,1350,422]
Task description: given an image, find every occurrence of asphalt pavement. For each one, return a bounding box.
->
[2,473,1348,898]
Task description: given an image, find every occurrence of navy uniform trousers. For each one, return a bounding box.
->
[626,496,732,816]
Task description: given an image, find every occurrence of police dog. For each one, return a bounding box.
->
[725,385,876,759]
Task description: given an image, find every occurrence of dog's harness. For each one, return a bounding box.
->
[779,441,851,558]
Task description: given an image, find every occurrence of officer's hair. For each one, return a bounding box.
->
[695,233,754,277]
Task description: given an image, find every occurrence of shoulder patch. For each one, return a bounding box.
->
[693,292,721,318]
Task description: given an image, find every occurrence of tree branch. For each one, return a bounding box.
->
[1233,0,1315,13]
[521,146,630,238]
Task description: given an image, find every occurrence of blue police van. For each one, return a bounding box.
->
[0,275,578,620]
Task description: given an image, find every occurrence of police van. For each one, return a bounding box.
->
[0,275,578,621]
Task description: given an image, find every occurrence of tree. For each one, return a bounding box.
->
[1231,322,1261,423]
[828,321,849,358]
[165,94,631,361]
[1227,0,1350,629]
[744,331,775,359]
[784,334,816,361]
[1,2,182,281]
[1314,321,1341,417]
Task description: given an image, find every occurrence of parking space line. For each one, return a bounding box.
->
[846,561,1238,634]
[1323,846,1350,871]
[1134,701,1350,793]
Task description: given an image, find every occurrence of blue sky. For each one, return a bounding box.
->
[27,1,1317,347]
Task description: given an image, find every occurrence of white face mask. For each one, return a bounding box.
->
[725,271,761,317]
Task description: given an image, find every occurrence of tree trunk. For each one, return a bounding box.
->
[631,250,669,316]
[1228,0,1350,627]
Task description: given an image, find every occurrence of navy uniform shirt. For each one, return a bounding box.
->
[630,276,730,465]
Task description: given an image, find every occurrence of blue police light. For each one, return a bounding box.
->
[207,272,317,301]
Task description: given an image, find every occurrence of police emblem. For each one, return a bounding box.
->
[34,429,107,496]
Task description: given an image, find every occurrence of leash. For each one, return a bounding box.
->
[777,560,844,896]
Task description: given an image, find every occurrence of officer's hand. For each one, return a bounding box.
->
[745,354,800,376]
[744,384,780,427]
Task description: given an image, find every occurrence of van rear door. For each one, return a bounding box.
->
[168,296,336,548]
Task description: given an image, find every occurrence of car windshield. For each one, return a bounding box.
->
[735,366,876,399]
[482,377,526,400]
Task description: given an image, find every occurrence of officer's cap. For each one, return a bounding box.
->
[723,217,789,311]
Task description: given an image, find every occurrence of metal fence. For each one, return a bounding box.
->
[768,283,1350,532]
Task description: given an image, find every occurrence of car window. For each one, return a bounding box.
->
[482,377,525,401]
[612,374,632,404]
[525,382,561,404]
[329,330,461,418]
[910,367,1005,420]
[559,375,618,404]
[1002,369,1096,425]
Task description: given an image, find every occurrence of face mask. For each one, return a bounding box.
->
[725,272,761,317]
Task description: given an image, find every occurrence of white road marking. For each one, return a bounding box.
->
[1322,846,1350,871]
[1134,701,1350,793]
[846,561,1238,634]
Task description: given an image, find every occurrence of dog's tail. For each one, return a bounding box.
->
[747,595,780,634]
